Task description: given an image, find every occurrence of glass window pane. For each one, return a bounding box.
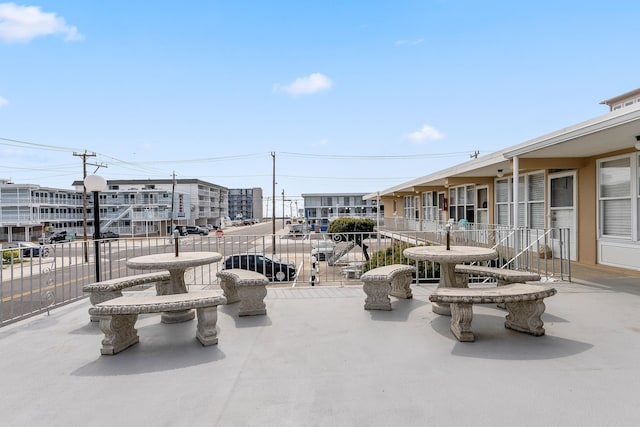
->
[529,202,545,228]
[528,173,545,201]
[496,179,509,203]
[466,186,475,204]
[477,188,488,209]
[551,176,574,207]
[601,199,631,236]
[600,158,630,198]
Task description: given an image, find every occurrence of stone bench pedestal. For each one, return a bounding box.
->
[360,264,415,311]
[217,269,269,316]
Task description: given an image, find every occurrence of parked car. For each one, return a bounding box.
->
[185,225,208,235]
[2,241,50,257]
[100,231,119,240]
[40,231,70,244]
[311,240,336,261]
[172,226,187,236]
[224,253,297,281]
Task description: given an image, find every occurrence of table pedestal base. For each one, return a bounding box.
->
[431,262,461,316]
[161,310,195,324]
[431,302,451,316]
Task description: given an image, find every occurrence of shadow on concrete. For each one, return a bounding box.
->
[430,313,592,360]
[219,304,273,328]
[72,321,226,376]
[367,298,429,322]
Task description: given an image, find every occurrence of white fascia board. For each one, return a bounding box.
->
[369,151,507,199]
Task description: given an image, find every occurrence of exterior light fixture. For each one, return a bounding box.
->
[497,169,504,178]
[635,135,640,150]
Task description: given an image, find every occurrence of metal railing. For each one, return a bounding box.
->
[0,226,570,326]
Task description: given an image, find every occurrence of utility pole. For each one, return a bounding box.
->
[282,189,285,229]
[170,171,176,235]
[73,151,98,262]
[271,152,276,256]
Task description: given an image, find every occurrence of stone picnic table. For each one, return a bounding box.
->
[403,245,498,316]
[126,251,222,323]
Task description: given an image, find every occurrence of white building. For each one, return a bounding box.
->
[301,193,383,232]
[0,178,229,242]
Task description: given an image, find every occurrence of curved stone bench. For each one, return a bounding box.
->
[455,265,542,308]
[428,283,557,342]
[83,271,171,321]
[455,265,540,287]
[360,264,415,311]
[89,291,227,355]
[217,269,269,316]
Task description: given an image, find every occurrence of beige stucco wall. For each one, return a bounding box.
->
[577,159,597,265]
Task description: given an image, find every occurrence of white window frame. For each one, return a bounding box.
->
[494,171,545,228]
[448,184,475,223]
[422,191,437,222]
[597,154,636,240]
[476,185,489,225]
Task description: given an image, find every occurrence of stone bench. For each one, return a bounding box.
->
[428,283,557,342]
[83,271,171,321]
[217,269,269,316]
[89,291,227,355]
[455,265,541,287]
[360,264,415,311]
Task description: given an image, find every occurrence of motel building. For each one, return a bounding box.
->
[367,88,640,272]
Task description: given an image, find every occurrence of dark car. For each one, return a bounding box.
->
[2,241,50,258]
[40,231,67,244]
[172,226,188,236]
[224,253,297,281]
[100,231,119,240]
[186,226,208,235]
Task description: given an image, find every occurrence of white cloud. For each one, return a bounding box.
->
[274,73,333,95]
[311,138,329,147]
[0,95,7,107]
[0,3,83,43]
[395,38,424,46]
[405,124,444,144]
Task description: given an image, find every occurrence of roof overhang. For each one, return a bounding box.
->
[365,105,640,200]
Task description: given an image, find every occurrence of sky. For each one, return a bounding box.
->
[1,1,640,214]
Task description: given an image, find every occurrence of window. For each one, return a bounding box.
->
[528,173,545,229]
[404,196,416,220]
[448,185,475,222]
[495,172,545,228]
[476,187,488,224]
[422,192,437,221]
[495,179,510,225]
[599,156,631,238]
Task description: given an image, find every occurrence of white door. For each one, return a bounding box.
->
[549,171,577,261]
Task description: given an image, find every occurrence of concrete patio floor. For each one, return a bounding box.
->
[1,269,639,426]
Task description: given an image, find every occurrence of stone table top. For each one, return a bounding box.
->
[126,251,222,271]
[403,245,497,263]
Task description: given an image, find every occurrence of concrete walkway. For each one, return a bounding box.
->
[1,271,639,426]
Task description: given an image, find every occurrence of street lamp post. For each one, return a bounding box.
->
[84,174,107,282]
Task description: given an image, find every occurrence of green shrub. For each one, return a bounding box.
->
[362,241,438,278]
[2,249,20,263]
[327,217,375,234]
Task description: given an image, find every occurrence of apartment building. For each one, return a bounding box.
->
[301,193,383,231]
[228,188,263,221]
[70,178,229,236]
[0,178,229,241]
